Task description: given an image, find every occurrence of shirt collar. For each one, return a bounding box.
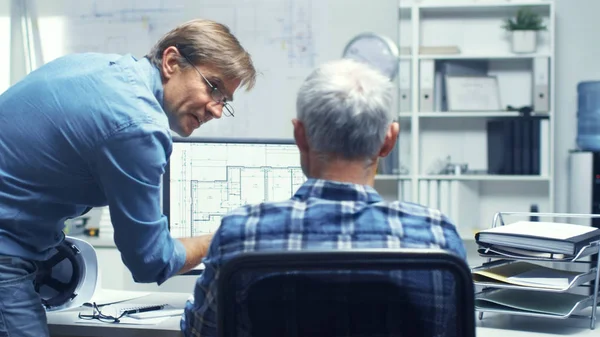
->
[136,56,165,108]
[294,178,383,203]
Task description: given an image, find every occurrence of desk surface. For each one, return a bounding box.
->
[48,292,185,337]
[47,291,599,337]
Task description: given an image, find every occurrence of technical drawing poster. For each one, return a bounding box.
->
[35,0,327,139]
[42,0,319,69]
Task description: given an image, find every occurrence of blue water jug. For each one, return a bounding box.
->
[577,81,600,151]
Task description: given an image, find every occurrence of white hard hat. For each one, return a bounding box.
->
[34,236,99,311]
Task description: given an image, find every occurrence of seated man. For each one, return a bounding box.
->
[181,59,467,337]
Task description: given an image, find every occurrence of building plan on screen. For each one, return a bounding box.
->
[168,142,306,238]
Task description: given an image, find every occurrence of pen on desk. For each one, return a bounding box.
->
[122,305,165,315]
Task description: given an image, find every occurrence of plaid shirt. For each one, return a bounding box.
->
[181,178,467,337]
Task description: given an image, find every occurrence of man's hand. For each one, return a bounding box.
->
[176,234,214,274]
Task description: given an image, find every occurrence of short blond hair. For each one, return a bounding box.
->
[147,19,256,90]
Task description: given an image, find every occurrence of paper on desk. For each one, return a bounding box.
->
[475,289,586,317]
[103,303,183,319]
[87,289,150,306]
[507,268,575,288]
[472,261,580,290]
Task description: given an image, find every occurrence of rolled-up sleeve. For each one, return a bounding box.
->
[92,122,185,285]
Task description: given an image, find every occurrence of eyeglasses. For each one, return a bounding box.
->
[78,302,125,323]
[176,45,235,117]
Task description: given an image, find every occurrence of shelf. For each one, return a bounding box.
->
[418,111,551,118]
[375,174,412,181]
[390,0,556,240]
[418,175,551,181]
[472,260,598,293]
[418,53,551,60]
[478,243,600,263]
[410,0,552,10]
[476,289,599,320]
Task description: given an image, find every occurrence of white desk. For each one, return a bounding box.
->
[47,291,599,337]
[47,292,185,337]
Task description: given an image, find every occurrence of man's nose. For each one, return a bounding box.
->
[207,102,223,119]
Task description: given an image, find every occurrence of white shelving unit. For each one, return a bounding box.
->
[375,0,555,241]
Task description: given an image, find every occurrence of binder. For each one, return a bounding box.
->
[398,59,411,112]
[521,119,532,175]
[475,221,600,256]
[533,57,550,112]
[530,119,540,175]
[487,118,544,175]
[540,119,550,176]
[434,70,443,111]
[419,59,435,112]
[512,119,524,175]
[487,119,514,174]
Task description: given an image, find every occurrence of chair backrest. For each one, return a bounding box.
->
[216,249,475,337]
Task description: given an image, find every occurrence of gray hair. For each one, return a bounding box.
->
[146,19,256,90]
[296,59,394,161]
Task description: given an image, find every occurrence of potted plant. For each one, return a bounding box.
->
[502,8,547,54]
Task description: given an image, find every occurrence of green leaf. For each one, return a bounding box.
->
[502,7,547,31]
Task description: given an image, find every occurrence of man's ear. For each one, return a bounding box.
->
[378,121,400,157]
[292,119,309,153]
[162,46,181,80]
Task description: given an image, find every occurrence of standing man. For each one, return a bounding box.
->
[0,19,256,337]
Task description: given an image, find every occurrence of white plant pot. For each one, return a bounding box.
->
[511,30,537,54]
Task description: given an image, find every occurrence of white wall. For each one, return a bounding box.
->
[554,0,600,213]
[0,0,10,93]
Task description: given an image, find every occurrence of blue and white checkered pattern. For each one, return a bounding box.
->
[180,178,467,337]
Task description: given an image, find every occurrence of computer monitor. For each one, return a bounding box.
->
[163,138,306,239]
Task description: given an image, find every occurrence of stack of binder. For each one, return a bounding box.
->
[487,117,549,176]
[475,221,600,259]
[473,217,600,329]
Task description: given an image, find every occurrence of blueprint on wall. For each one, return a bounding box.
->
[49,0,319,69]
[168,142,305,238]
[34,0,326,139]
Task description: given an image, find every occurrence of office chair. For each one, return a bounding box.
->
[216,249,475,337]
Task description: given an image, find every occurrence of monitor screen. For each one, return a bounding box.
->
[163,138,306,239]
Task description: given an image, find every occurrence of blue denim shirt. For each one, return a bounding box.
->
[0,53,185,284]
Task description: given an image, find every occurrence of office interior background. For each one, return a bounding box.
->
[2,0,598,292]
